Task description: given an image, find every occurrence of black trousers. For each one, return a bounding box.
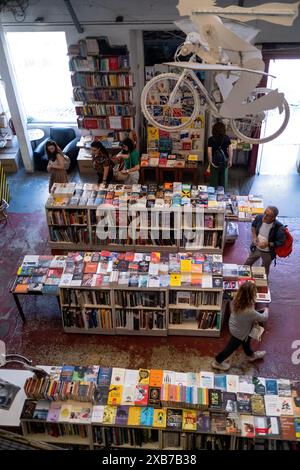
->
[215,335,253,363]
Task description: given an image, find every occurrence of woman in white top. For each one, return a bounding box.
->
[212,281,269,371]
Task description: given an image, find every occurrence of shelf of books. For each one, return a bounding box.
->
[14,251,225,337]
[68,37,135,142]
[19,365,300,450]
[142,123,205,171]
[45,183,226,253]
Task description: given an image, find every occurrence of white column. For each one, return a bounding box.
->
[0,23,34,172]
[129,29,145,151]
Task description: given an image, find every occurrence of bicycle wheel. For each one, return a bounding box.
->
[141,72,200,131]
[230,87,290,144]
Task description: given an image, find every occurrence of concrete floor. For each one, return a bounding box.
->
[2,165,300,379]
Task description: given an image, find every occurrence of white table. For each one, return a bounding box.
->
[0,366,51,427]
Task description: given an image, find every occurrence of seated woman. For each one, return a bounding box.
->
[90,141,113,185]
[114,137,140,184]
[46,140,68,193]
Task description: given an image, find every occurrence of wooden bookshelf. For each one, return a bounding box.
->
[69,37,135,134]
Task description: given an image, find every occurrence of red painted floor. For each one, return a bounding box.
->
[1,212,299,379]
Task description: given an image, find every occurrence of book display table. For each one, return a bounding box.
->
[4,365,298,450]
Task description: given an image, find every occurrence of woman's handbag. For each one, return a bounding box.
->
[249,322,265,341]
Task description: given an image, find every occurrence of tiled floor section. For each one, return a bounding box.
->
[1,169,300,379]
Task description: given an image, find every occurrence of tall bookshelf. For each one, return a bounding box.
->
[68,37,135,140]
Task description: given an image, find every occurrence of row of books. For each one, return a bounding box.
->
[62,307,113,330]
[71,72,133,88]
[69,55,129,72]
[226,194,264,221]
[21,399,300,441]
[115,309,166,330]
[68,37,128,58]
[47,210,88,226]
[170,310,220,330]
[23,366,300,411]
[47,182,227,209]
[77,116,134,131]
[147,125,205,159]
[73,88,133,103]
[75,104,133,117]
[141,153,200,168]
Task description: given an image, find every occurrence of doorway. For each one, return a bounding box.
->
[256,59,300,175]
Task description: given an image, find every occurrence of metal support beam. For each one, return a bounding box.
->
[63,0,84,33]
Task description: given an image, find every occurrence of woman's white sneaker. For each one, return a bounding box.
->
[248,351,266,362]
[211,359,230,371]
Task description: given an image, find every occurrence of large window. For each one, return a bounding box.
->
[6,31,76,123]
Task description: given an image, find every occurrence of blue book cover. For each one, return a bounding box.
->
[115,406,129,426]
[60,365,75,382]
[197,411,210,432]
[97,367,112,385]
[140,407,154,427]
[214,374,227,392]
[266,379,278,395]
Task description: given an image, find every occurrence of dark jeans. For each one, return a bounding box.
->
[215,335,253,363]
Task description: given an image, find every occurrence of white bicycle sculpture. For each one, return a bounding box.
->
[141,1,299,144]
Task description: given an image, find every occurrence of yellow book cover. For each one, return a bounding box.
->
[102,405,117,424]
[180,259,192,273]
[138,369,150,385]
[147,126,159,144]
[182,409,197,431]
[208,200,218,208]
[149,369,163,387]
[187,154,199,162]
[127,406,141,426]
[153,408,167,428]
[170,273,182,287]
[107,385,123,406]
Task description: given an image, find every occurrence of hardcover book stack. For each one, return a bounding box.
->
[21,366,300,449]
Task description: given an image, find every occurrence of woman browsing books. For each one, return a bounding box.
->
[113,137,140,184]
[212,282,269,371]
[90,141,114,185]
[46,140,68,192]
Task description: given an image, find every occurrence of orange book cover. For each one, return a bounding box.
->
[149,370,163,387]
[84,262,98,274]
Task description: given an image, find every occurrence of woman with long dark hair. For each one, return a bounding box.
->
[90,141,113,185]
[212,281,269,371]
[46,140,68,192]
[207,121,233,192]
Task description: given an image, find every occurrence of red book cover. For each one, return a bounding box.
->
[134,385,149,406]
[109,57,118,70]
[84,262,98,274]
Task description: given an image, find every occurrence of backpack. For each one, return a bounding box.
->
[211,137,228,168]
[62,154,71,171]
[274,225,293,258]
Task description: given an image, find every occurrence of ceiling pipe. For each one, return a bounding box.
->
[63,0,84,33]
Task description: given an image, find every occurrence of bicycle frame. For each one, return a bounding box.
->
[168,67,221,118]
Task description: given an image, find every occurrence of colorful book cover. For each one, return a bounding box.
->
[264,395,281,416]
[251,394,266,415]
[294,417,300,439]
[47,402,62,423]
[134,385,149,406]
[226,375,239,394]
[226,412,242,434]
[102,405,117,425]
[222,392,238,412]
[252,377,266,395]
[291,380,300,417]
[208,389,222,411]
[111,368,126,385]
[237,393,252,414]
[166,408,183,430]
[121,386,136,406]
[21,399,36,420]
[138,369,150,385]
[59,403,73,422]
[280,416,296,440]
[199,371,214,389]
[93,385,109,406]
[268,416,281,436]
[196,411,210,432]
[115,405,129,426]
[72,366,88,382]
[210,412,226,433]
[127,406,141,426]
[149,369,163,387]
[60,365,75,382]
[182,409,197,431]
[278,397,294,415]
[254,416,268,436]
[277,379,292,397]
[214,374,227,392]
[240,415,255,437]
[153,408,167,428]
[140,407,154,427]
[265,378,278,395]
[107,384,123,406]
[238,376,254,394]
[97,367,112,385]
[148,386,161,407]
[170,274,181,287]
